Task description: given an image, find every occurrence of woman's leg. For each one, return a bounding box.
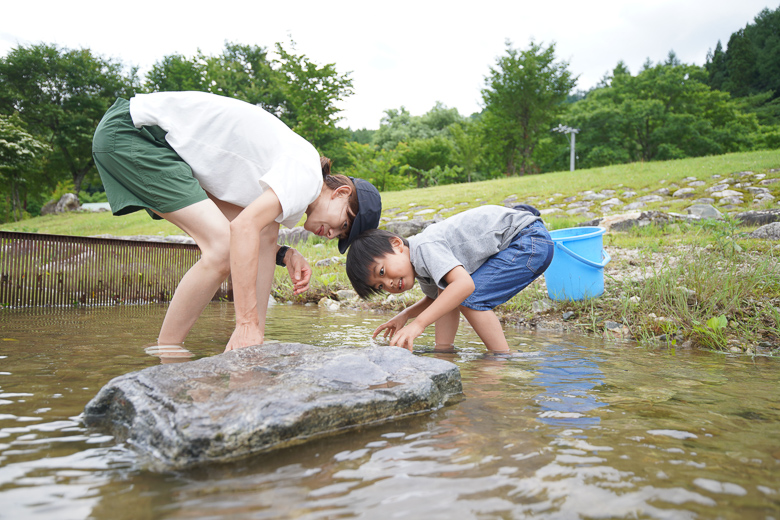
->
[154,199,233,346]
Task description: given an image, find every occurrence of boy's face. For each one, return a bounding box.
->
[366,240,415,294]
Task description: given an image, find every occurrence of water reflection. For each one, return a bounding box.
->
[1,304,779,519]
[530,345,606,428]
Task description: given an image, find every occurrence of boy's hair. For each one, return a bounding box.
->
[346,229,409,299]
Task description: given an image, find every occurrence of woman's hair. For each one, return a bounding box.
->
[321,156,359,230]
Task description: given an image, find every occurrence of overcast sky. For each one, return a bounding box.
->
[2,0,775,130]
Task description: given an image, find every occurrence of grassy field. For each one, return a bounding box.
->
[3,150,780,352]
[5,150,779,237]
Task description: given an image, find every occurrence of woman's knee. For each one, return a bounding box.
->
[198,234,232,276]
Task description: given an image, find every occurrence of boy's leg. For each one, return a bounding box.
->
[434,302,460,352]
[459,220,554,351]
[459,307,510,352]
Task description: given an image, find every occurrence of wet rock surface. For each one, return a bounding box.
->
[83,344,462,469]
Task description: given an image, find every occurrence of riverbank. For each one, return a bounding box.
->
[3,151,779,353]
[276,164,780,355]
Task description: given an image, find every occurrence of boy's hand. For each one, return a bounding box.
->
[388,322,424,351]
[373,314,408,341]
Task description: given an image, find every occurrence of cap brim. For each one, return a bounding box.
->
[338,178,382,254]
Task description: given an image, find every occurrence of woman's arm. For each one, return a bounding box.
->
[225,189,283,351]
[389,266,474,351]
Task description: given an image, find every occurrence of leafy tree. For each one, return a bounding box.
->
[0,114,51,221]
[273,41,353,164]
[481,40,576,176]
[348,128,375,145]
[0,43,137,194]
[722,29,759,97]
[448,120,483,182]
[145,53,207,92]
[373,107,428,150]
[203,43,286,113]
[398,136,456,188]
[342,142,406,191]
[372,103,463,151]
[705,6,780,124]
[565,62,760,167]
[145,41,353,165]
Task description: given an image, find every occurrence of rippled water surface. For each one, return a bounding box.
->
[1,303,779,519]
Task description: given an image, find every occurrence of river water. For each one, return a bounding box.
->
[0,303,778,519]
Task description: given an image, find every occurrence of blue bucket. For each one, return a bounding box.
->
[544,226,611,301]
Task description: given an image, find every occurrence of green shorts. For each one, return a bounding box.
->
[92,98,207,220]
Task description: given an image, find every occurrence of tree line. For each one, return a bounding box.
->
[1,5,779,223]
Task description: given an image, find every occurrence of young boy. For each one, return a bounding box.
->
[346,205,554,353]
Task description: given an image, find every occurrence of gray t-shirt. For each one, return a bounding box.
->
[408,205,540,299]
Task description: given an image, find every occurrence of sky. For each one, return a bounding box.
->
[1,0,775,130]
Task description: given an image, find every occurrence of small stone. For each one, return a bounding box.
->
[532,300,552,314]
[712,190,742,198]
[673,188,696,198]
[318,298,340,311]
[562,311,575,320]
[686,204,722,219]
[335,289,358,301]
[315,256,342,267]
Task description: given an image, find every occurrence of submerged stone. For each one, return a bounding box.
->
[83,344,462,469]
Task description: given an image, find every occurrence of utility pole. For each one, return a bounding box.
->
[551,124,580,171]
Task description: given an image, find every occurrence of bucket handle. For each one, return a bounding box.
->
[555,242,611,269]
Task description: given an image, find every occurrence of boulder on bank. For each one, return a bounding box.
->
[40,193,80,215]
[736,209,780,226]
[83,344,462,469]
[750,222,780,240]
[384,217,441,238]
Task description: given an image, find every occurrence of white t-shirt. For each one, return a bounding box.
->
[129,91,323,229]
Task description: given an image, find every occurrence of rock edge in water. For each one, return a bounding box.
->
[83,344,463,469]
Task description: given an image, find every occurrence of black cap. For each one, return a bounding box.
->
[338,177,382,254]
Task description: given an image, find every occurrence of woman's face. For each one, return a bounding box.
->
[304,186,352,240]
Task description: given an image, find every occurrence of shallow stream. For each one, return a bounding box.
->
[0,303,778,519]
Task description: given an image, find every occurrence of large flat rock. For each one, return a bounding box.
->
[83,344,462,469]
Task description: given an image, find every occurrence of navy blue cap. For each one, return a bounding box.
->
[338,177,382,254]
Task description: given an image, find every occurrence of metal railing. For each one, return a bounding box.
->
[0,231,231,307]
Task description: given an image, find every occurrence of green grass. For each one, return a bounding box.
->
[3,149,779,236]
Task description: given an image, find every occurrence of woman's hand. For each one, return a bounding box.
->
[285,248,312,295]
[225,322,264,352]
[372,313,409,342]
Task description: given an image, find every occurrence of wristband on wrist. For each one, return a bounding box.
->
[276,246,290,267]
